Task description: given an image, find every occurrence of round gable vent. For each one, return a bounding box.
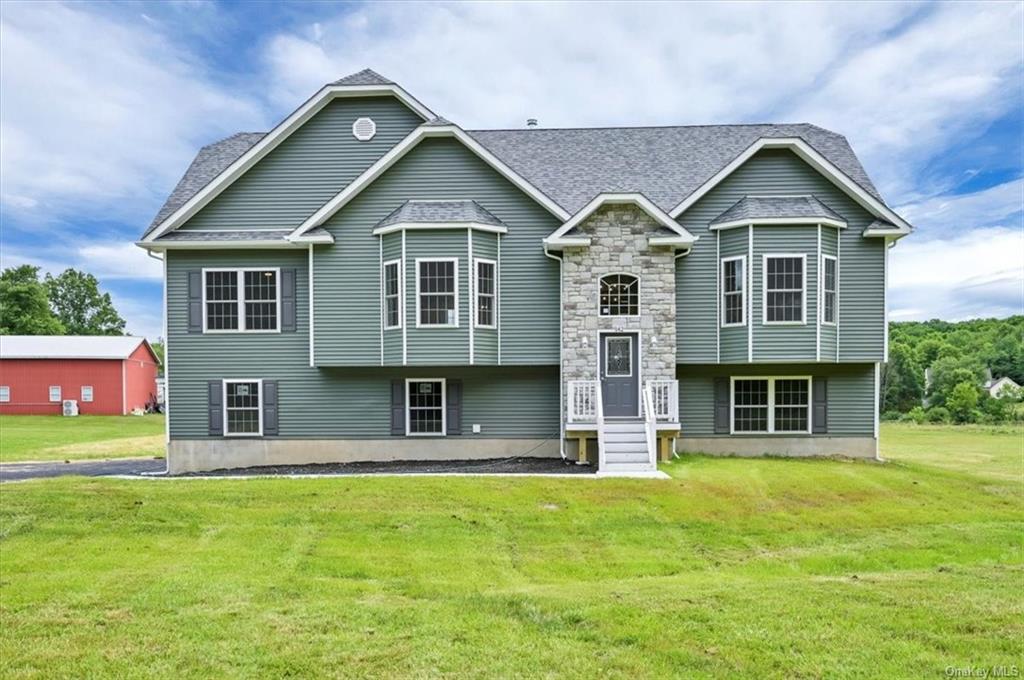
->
[352,117,377,141]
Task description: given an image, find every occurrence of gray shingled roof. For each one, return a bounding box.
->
[466,124,882,216]
[331,69,394,86]
[377,200,504,228]
[155,228,330,242]
[145,118,890,241]
[711,195,845,226]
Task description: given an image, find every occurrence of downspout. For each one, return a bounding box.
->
[543,243,566,460]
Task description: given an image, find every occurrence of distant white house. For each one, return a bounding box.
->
[983,375,1020,399]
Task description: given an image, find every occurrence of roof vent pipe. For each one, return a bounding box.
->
[526,118,538,127]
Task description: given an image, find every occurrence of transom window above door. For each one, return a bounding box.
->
[599,274,639,316]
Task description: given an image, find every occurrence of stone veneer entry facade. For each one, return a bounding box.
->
[561,205,678,392]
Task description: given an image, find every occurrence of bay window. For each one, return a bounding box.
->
[763,255,805,324]
[383,259,402,329]
[721,256,746,327]
[475,259,496,328]
[416,259,458,327]
[822,255,837,325]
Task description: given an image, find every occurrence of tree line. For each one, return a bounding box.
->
[882,316,1023,424]
[0,264,127,335]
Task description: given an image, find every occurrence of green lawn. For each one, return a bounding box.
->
[0,415,165,463]
[1,424,1021,677]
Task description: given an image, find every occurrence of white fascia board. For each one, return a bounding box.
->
[372,221,508,236]
[543,236,592,248]
[862,225,908,239]
[291,232,336,244]
[142,83,435,243]
[710,217,847,231]
[668,137,914,235]
[545,192,697,244]
[648,236,695,247]
[290,125,570,239]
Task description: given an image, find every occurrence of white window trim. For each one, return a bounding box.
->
[729,376,813,435]
[415,258,459,328]
[223,378,263,437]
[474,258,497,329]
[821,254,838,326]
[405,378,447,437]
[49,386,62,402]
[603,335,634,378]
[598,272,641,318]
[720,255,746,328]
[0,386,9,402]
[382,258,403,330]
[81,386,94,402]
[762,254,807,326]
[201,267,282,334]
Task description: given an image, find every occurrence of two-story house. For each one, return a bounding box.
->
[137,69,911,476]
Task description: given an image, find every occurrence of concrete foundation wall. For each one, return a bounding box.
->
[168,438,560,474]
[677,436,877,459]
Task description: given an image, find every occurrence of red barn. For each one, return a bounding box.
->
[0,336,160,415]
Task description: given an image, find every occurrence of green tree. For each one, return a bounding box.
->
[927,356,984,407]
[0,265,64,334]
[150,340,165,368]
[917,337,958,366]
[882,343,924,412]
[946,382,980,423]
[986,333,1024,385]
[45,269,125,335]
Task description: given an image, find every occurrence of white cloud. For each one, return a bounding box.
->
[0,2,266,224]
[895,179,1024,237]
[890,226,1024,321]
[0,241,162,282]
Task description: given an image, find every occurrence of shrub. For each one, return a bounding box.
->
[882,410,903,422]
[926,406,950,423]
[947,381,981,423]
[905,406,927,424]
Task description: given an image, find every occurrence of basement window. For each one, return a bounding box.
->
[224,380,262,436]
[731,377,811,434]
[406,379,446,436]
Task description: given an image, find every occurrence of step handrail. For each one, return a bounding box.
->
[642,382,657,469]
[596,383,606,471]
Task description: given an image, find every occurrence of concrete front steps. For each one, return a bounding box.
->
[597,420,668,478]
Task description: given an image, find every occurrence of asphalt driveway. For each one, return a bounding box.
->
[0,458,167,482]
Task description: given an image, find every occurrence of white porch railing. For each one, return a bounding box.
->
[567,380,599,423]
[646,379,679,422]
[641,383,657,468]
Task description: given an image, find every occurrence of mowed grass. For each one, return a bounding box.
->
[0,415,165,463]
[1,424,1021,678]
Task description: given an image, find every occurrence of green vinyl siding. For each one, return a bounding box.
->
[180,97,424,232]
[677,148,885,364]
[472,231,499,365]
[820,226,839,360]
[314,137,561,366]
[718,228,748,362]
[406,230,470,365]
[381,231,403,365]
[167,247,557,438]
[677,363,875,437]
[752,226,817,361]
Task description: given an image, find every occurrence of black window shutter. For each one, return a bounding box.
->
[281,268,297,332]
[208,380,223,436]
[447,379,462,435]
[263,380,279,436]
[713,377,730,434]
[812,377,828,434]
[390,380,406,436]
[188,271,203,333]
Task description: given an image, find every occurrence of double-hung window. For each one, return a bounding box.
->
[49,386,62,402]
[821,255,837,325]
[720,256,746,327]
[204,269,279,332]
[763,255,805,324]
[417,259,458,327]
[475,259,496,328]
[224,380,262,436]
[81,386,93,402]
[731,377,811,434]
[406,379,445,436]
[383,259,402,330]
[0,386,9,402]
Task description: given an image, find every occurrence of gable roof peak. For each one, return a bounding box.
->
[331,68,394,86]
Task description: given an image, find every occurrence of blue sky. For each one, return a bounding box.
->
[1,0,1022,340]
